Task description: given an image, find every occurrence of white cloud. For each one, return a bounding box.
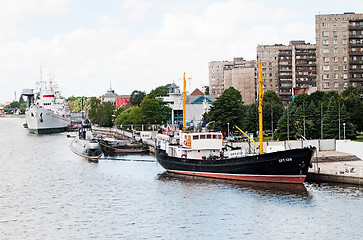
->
[0,0,73,41]
[96,15,121,27]
[121,0,154,21]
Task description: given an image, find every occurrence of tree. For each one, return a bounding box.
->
[205,87,245,132]
[340,87,363,132]
[340,104,356,139]
[323,96,339,139]
[305,101,319,139]
[140,98,171,124]
[88,97,101,124]
[262,91,283,133]
[243,103,258,134]
[204,86,209,95]
[115,106,143,125]
[97,102,116,127]
[146,84,171,99]
[276,107,298,141]
[130,90,146,106]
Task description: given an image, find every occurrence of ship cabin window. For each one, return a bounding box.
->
[200,135,206,139]
[212,135,217,139]
[218,135,222,139]
[207,135,212,139]
[193,135,199,140]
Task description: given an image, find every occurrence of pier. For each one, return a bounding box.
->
[92,126,363,185]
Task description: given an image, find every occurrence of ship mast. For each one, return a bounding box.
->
[258,61,264,154]
[182,72,186,133]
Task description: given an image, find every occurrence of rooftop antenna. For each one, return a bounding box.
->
[110,79,112,90]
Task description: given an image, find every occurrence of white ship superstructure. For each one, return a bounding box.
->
[23,77,71,134]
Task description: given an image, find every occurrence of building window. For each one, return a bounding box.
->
[323,49,329,53]
[343,57,347,62]
[343,74,347,79]
[334,66,338,71]
[334,39,338,45]
[342,31,347,36]
[334,74,338,79]
[352,48,356,52]
[333,22,337,27]
[323,57,329,62]
[323,66,330,71]
[343,39,347,44]
[342,22,347,27]
[334,83,339,88]
[352,65,357,69]
[323,82,330,88]
[343,48,347,53]
[322,40,329,45]
[322,23,329,27]
[333,31,337,37]
[343,65,347,70]
[322,31,329,37]
[323,74,330,79]
[333,48,338,53]
[344,82,348,88]
[334,57,338,62]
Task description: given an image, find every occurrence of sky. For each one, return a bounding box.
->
[0,0,362,103]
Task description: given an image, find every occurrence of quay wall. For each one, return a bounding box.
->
[336,140,363,161]
[92,126,363,185]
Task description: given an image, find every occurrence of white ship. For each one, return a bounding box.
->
[22,77,71,134]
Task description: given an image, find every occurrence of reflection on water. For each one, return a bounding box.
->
[157,171,311,201]
[1,118,363,239]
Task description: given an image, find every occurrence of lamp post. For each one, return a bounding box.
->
[227,122,230,138]
[343,123,346,140]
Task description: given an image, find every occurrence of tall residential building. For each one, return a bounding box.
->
[257,41,317,105]
[316,12,363,92]
[209,58,256,104]
[224,58,257,105]
[209,60,233,97]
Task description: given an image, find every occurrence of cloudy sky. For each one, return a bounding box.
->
[0,0,362,103]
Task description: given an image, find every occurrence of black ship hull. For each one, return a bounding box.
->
[156,147,315,184]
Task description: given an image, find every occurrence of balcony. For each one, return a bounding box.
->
[350,60,363,64]
[349,34,363,39]
[349,51,363,56]
[349,25,363,30]
[349,42,363,47]
[279,92,292,96]
[349,78,363,82]
[349,68,363,72]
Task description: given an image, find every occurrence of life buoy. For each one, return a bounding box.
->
[184,140,187,145]
[181,154,187,158]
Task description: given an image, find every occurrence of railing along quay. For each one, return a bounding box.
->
[92,126,363,185]
[92,126,156,153]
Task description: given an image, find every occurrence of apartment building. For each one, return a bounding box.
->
[316,12,363,92]
[209,58,256,104]
[209,60,232,97]
[257,41,317,105]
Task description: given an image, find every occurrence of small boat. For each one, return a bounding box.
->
[155,68,315,184]
[69,119,103,161]
[99,137,149,154]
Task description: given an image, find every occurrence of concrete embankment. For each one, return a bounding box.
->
[92,126,156,153]
[308,150,363,185]
[0,114,25,118]
[92,126,363,185]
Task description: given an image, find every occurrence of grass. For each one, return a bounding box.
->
[353,134,363,142]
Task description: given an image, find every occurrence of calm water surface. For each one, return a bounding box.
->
[0,118,362,239]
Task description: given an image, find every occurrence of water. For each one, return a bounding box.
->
[0,118,362,240]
